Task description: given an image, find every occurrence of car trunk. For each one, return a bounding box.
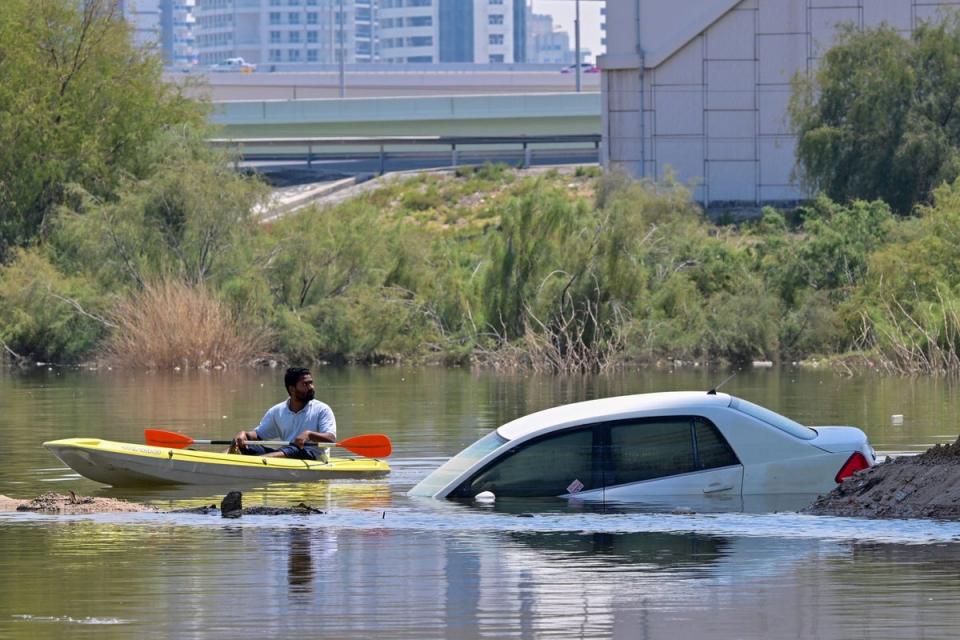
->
[809,426,869,454]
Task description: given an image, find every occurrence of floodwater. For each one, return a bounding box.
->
[2,365,960,639]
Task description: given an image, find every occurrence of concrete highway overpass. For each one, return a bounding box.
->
[169,69,600,101]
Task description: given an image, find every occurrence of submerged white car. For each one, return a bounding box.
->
[409,391,874,502]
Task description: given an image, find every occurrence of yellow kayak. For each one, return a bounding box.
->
[43,438,390,487]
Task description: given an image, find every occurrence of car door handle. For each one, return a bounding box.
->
[703,483,735,494]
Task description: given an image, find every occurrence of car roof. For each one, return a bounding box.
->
[497,391,733,441]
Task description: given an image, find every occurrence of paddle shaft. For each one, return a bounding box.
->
[190,438,328,448]
[144,429,393,458]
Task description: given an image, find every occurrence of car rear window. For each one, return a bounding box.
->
[730,398,817,440]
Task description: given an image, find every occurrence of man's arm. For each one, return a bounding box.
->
[292,429,335,449]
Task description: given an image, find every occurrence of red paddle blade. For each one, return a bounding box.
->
[337,434,392,458]
[144,429,195,448]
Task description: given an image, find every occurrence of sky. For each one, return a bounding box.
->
[529,0,606,62]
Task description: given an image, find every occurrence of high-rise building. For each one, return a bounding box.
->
[193,0,375,67]
[380,0,526,64]
[121,0,197,67]
[526,11,574,65]
[120,0,163,50]
[164,0,198,67]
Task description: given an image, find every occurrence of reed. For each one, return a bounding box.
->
[102,279,270,369]
[859,289,960,375]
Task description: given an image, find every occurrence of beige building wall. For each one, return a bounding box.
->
[600,0,960,205]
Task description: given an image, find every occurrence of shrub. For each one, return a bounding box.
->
[0,249,107,363]
[103,279,270,368]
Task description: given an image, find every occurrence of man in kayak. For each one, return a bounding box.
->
[229,367,336,460]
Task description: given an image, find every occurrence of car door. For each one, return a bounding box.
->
[573,416,744,500]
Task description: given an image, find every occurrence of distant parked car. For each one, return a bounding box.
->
[210,57,256,73]
[561,63,599,74]
[409,391,875,502]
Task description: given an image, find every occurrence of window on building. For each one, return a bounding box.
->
[288,0,300,4]
[357,24,371,37]
[407,55,433,63]
[407,16,432,27]
[288,31,300,43]
[307,30,318,43]
[269,49,282,61]
[307,49,318,62]
[407,36,432,47]
[490,0,503,4]
[356,8,371,20]
[407,0,431,6]
[306,0,316,5]
[270,31,281,43]
[288,12,300,25]
[489,34,504,45]
[306,12,317,24]
[269,12,281,25]
[269,0,281,5]
[488,14,504,25]
[489,54,504,63]
[288,49,301,61]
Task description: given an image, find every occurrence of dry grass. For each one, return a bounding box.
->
[855,290,960,376]
[102,279,271,369]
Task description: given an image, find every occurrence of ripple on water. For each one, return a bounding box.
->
[3,498,960,545]
[12,614,133,625]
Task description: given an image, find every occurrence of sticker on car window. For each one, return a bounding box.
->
[567,479,584,494]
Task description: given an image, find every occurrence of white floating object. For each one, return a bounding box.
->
[891,414,904,426]
[752,360,774,368]
[474,491,496,503]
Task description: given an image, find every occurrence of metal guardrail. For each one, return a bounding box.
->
[208,134,602,173]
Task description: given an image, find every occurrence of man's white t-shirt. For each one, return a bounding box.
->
[254,399,337,442]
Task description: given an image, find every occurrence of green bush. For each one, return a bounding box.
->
[0,249,107,362]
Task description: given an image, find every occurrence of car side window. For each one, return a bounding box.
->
[452,427,596,498]
[607,418,696,485]
[694,418,739,469]
[607,416,740,486]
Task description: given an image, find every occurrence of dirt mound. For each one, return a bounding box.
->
[914,437,960,465]
[6,492,156,514]
[803,436,960,520]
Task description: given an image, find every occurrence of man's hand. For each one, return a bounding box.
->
[293,430,312,449]
[232,430,250,451]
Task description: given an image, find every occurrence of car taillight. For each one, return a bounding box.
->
[835,451,870,484]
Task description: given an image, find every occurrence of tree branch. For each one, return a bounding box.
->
[48,290,118,329]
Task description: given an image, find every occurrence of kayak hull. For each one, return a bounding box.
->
[43,438,390,487]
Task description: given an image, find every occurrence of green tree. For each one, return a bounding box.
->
[51,131,267,290]
[790,15,960,213]
[0,0,204,258]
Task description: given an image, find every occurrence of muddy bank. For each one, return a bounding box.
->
[0,492,157,514]
[0,491,323,517]
[803,437,960,520]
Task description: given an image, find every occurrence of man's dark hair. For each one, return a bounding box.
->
[284,367,311,391]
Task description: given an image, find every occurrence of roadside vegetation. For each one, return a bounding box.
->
[5,2,960,375]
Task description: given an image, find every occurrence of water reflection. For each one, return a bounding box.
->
[2,515,960,638]
[287,527,314,593]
